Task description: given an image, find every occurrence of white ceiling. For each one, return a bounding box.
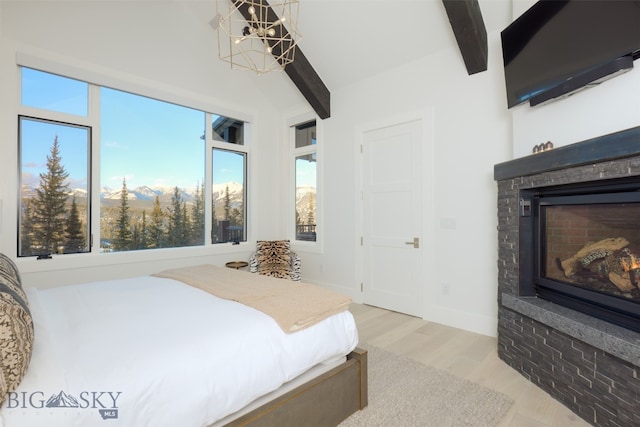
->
[294,0,513,90]
[186,0,515,114]
[1,0,515,118]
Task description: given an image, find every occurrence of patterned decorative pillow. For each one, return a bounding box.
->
[0,253,34,406]
[254,240,294,280]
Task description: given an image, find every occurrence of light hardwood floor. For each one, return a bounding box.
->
[349,303,591,427]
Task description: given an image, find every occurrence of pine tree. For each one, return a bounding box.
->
[131,223,141,250]
[138,210,149,249]
[148,196,165,248]
[31,135,71,255]
[190,181,205,245]
[64,196,86,253]
[20,199,36,256]
[211,197,218,244]
[113,178,132,251]
[224,185,231,220]
[230,198,244,227]
[167,187,185,247]
[229,207,241,227]
[181,203,191,245]
[307,192,315,225]
[99,206,117,250]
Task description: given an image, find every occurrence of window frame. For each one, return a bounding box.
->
[210,145,248,245]
[18,115,93,257]
[14,58,254,272]
[98,86,210,253]
[287,112,322,252]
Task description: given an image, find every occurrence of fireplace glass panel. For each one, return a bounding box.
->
[542,203,640,303]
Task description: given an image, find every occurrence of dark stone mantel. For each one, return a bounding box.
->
[495,126,640,426]
[502,294,640,367]
[494,125,640,181]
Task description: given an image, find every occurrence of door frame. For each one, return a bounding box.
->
[353,109,436,319]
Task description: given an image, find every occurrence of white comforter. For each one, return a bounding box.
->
[0,276,358,427]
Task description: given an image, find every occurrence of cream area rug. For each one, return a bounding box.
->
[339,345,513,427]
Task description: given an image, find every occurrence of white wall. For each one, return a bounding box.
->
[296,0,640,336]
[296,31,512,336]
[1,1,517,337]
[0,1,291,287]
[508,0,640,157]
[511,69,640,157]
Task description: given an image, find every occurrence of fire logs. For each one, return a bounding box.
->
[559,237,640,292]
[609,271,637,292]
[559,237,629,277]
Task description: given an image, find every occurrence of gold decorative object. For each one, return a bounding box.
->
[215,0,301,74]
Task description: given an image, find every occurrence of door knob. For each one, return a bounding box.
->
[405,237,419,248]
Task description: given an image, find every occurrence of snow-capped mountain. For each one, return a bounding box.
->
[100,185,163,201]
[212,182,243,198]
[69,188,87,199]
[96,182,242,202]
[21,185,88,200]
[295,185,317,223]
[22,182,314,216]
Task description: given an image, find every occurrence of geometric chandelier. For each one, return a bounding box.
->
[215,0,301,74]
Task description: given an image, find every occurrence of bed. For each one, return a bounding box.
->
[0,258,367,427]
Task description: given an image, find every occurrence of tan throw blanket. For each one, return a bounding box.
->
[152,264,352,333]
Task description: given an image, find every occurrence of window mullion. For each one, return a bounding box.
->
[89,83,101,252]
[205,113,213,245]
[17,106,93,128]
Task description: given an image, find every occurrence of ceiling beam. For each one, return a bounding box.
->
[284,50,331,120]
[234,0,331,119]
[441,0,488,75]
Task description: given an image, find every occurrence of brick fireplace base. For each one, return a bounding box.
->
[494,127,640,427]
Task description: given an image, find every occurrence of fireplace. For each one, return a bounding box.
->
[494,126,640,427]
[521,178,640,333]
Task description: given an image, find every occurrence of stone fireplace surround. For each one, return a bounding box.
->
[494,126,640,427]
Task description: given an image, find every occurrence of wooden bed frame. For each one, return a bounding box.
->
[225,348,368,427]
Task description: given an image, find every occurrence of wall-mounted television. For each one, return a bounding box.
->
[501,0,640,109]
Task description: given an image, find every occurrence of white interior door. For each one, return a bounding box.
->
[361,119,422,317]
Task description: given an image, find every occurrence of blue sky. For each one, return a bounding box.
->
[20,68,245,193]
[20,118,90,190]
[100,87,207,190]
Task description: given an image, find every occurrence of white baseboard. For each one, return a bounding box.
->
[426,306,498,337]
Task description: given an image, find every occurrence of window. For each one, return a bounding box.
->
[211,148,246,244]
[212,115,244,145]
[19,117,90,256]
[211,115,247,244]
[99,88,206,252]
[18,66,248,257]
[293,120,317,242]
[21,67,88,116]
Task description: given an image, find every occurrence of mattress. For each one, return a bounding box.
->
[0,276,358,427]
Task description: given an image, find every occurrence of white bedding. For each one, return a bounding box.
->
[0,276,358,427]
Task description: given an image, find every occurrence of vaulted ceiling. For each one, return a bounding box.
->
[0,0,513,119]
[301,2,510,81]
[274,0,512,118]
